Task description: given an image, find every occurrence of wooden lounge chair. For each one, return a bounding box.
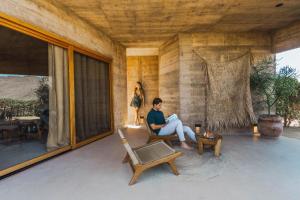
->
[145,118,179,146]
[118,129,183,185]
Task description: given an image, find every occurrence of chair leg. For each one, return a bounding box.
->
[214,139,222,157]
[165,139,173,147]
[129,161,135,173]
[122,153,129,163]
[167,160,179,175]
[129,168,143,185]
[197,140,204,155]
[146,137,153,143]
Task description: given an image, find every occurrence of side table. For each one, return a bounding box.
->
[196,133,222,157]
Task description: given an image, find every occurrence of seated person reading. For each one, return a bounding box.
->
[147,97,196,150]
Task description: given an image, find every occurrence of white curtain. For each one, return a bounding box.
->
[47,45,69,151]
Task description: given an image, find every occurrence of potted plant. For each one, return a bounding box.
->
[250,58,299,137]
[276,80,300,127]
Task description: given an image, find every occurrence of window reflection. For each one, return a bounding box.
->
[0,26,69,171]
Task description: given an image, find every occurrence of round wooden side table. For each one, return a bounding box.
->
[195,133,222,157]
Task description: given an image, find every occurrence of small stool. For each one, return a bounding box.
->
[196,134,222,157]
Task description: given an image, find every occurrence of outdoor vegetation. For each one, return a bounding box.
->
[0,77,49,120]
[250,58,300,127]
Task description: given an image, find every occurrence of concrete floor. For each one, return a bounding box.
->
[0,127,300,200]
[283,127,300,140]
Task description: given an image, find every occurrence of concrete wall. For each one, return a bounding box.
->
[0,0,127,130]
[178,32,272,127]
[158,36,180,116]
[127,56,158,124]
[112,45,127,128]
[273,20,300,53]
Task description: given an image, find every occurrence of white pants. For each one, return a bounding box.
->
[158,119,196,142]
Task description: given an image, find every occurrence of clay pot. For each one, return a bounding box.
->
[258,115,283,137]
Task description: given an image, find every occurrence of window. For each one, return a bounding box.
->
[0,26,69,171]
[0,14,113,176]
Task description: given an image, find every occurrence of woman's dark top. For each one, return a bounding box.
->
[130,94,142,108]
[147,108,166,134]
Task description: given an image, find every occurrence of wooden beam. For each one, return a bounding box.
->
[126,48,159,56]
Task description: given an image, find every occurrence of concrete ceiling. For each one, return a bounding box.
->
[53,0,300,47]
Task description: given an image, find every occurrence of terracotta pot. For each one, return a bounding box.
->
[258,115,283,137]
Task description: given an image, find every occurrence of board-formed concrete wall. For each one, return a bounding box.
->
[112,45,127,128]
[178,32,272,127]
[0,0,127,130]
[158,36,180,117]
[273,20,300,53]
[127,56,159,124]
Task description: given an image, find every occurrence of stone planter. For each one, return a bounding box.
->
[258,115,283,137]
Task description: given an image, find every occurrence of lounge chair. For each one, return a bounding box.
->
[145,118,179,146]
[118,129,183,185]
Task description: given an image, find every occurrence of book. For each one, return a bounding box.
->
[166,114,178,123]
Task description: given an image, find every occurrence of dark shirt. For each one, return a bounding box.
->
[130,94,142,108]
[147,108,166,134]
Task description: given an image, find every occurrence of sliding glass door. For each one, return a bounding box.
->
[74,52,111,143]
[0,13,113,177]
[0,26,70,172]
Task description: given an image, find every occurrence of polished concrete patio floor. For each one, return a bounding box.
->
[0,127,300,200]
[283,127,300,140]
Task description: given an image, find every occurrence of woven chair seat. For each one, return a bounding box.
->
[134,141,175,164]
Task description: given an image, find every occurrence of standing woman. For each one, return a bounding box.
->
[130,82,145,125]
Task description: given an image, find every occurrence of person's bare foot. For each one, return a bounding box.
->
[180,141,193,150]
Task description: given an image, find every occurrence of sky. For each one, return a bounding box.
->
[276,47,300,80]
